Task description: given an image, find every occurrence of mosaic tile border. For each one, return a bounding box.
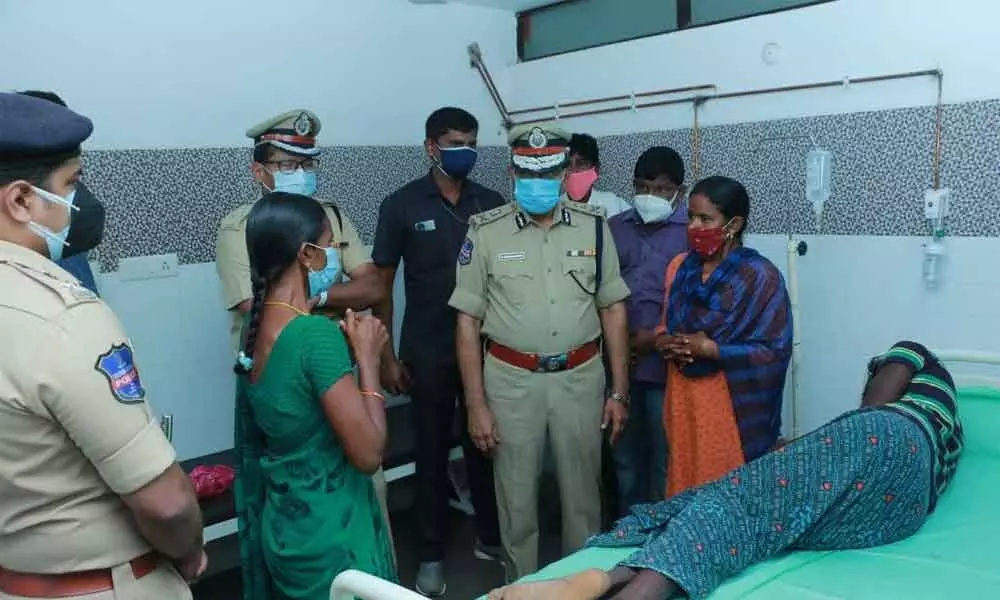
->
[83,99,999,268]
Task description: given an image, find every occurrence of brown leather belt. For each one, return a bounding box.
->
[0,552,160,598]
[488,339,600,373]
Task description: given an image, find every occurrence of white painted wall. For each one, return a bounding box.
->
[503,0,998,136]
[502,0,1000,431]
[1,0,514,149]
[750,235,1000,434]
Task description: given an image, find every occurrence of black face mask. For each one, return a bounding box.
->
[64,182,106,258]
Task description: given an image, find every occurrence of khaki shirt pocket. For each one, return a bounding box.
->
[491,261,536,307]
[562,256,598,298]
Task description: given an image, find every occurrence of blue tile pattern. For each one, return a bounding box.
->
[82,100,999,268]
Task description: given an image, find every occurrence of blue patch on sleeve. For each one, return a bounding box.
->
[95,344,146,404]
[458,237,474,266]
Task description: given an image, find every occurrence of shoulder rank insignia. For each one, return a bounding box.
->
[565,200,605,219]
[470,203,515,229]
[95,344,147,404]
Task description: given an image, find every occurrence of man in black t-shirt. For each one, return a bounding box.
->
[372,107,505,596]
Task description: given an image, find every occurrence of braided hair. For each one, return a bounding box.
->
[233,192,328,374]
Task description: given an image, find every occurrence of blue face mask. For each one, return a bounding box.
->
[514,177,562,215]
[29,186,78,262]
[306,245,342,299]
[437,146,478,180]
[272,168,318,196]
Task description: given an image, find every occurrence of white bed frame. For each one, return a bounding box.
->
[934,350,1000,388]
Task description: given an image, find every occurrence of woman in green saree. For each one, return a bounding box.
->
[233,192,397,600]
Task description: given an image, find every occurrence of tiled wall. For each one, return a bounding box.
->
[85,99,999,269]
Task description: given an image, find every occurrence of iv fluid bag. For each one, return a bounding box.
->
[805,148,833,207]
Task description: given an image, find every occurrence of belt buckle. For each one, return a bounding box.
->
[539,353,568,372]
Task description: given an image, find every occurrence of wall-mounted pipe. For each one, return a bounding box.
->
[467,43,512,126]
[508,69,943,127]
[507,84,718,117]
[691,97,706,180]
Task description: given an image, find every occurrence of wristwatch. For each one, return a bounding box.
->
[608,391,629,408]
[317,290,329,308]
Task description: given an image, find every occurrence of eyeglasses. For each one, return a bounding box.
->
[262,159,319,173]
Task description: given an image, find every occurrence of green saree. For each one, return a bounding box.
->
[235,315,396,600]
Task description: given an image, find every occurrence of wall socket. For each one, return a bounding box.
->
[118,253,180,282]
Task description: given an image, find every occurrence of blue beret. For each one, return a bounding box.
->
[0,92,93,160]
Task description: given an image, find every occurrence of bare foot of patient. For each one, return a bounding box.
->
[487,569,610,600]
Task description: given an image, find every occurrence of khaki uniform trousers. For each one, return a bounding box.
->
[0,561,191,600]
[485,352,605,579]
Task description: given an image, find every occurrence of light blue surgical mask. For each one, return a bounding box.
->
[29,186,78,262]
[306,245,342,299]
[514,177,562,215]
[272,168,318,196]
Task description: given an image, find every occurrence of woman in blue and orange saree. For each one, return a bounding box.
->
[487,340,963,599]
[653,176,793,496]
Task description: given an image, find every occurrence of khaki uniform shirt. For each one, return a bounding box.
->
[449,201,630,354]
[215,198,370,353]
[0,241,176,573]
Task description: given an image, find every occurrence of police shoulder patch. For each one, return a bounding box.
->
[458,237,475,266]
[95,343,147,404]
[469,203,515,230]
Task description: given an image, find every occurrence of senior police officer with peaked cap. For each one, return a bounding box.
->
[449,122,632,579]
[216,109,383,354]
[0,93,204,598]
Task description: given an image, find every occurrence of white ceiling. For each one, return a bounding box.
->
[410,0,565,12]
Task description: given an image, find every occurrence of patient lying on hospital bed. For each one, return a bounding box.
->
[488,340,964,600]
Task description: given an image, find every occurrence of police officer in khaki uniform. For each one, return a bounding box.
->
[215,109,381,353]
[0,94,204,598]
[449,123,632,579]
[213,109,393,547]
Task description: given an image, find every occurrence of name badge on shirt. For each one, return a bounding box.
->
[567,249,597,257]
[497,252,527,262]
[414,219,437,232]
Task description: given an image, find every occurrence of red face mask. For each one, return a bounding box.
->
[687,221,733,258]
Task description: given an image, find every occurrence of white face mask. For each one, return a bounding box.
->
[633,192,678,224]
[28,186,78,261]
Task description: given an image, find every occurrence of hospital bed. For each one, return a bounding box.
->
[480,350,1000,599]
[329,350,1000,599]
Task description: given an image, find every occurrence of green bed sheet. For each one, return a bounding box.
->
[483,387,1000,598]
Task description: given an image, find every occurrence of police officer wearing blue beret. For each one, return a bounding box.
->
[0,93,204,599]
[16,90,106,295]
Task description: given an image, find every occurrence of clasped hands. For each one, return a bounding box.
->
[650,330,719,364]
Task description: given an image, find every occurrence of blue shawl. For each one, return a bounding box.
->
[667,247,793,460]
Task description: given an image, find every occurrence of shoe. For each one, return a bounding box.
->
[473,537,502,562]
[415,561,446,597]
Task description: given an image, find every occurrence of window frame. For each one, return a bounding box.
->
[516,0,837,62]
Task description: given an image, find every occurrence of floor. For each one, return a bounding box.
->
[192,477,570,600]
